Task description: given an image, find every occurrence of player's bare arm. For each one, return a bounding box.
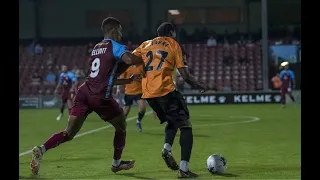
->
[116,62,131,75]
[178,67,208,92]
[113,74,141,85]
[121,52,144,65]
[71,80,78,92]
[54,84,61,94]
[113,79,132,85]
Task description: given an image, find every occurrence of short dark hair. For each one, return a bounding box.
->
[157,22,175,37]
[101,17,121,33]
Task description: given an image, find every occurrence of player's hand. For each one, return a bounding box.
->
[198,82,208,93]
[129,74,142,81]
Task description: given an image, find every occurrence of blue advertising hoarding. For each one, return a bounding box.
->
[269,45,299,64]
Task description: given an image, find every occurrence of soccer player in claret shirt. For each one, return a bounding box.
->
[30,17,143,175]
[119,65,146,132]
[55,65,78,121]
[279,62,296,107]
[132,22,208,178]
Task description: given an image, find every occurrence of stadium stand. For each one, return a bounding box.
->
[19,43,263,95]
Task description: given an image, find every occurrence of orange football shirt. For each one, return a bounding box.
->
[120,65,143,95]
[132,37,187,98]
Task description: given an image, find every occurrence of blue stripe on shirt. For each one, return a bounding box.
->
[105,63,119,98]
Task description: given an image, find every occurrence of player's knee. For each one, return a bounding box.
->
[139,104,146,113]
[116,121,126,132]
[139,108,146,114]
[63,131,75,141]
[114,115,127,132]
[123,106,130,115]
[180,126,193,133]
[178,119,192,129]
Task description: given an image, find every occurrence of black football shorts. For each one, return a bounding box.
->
[123,93,143,106]
[145,90,191,129]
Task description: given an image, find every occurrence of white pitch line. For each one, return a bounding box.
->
[19,111,153,157]
[192,116,260,128]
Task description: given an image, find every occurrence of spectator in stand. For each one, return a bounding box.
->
[35,43,43,55]
[207,36,217,47]
[45,70,57,85]
[127,41,133,51]
[31,71,43,85]
[271,73,281,90]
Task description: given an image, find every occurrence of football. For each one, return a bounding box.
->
[206,154,227,174]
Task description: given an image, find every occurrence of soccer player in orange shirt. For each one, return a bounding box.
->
[119,65,146,132]
[132,22,207,178]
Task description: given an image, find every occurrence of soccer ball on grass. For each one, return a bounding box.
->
[206,154,227,174]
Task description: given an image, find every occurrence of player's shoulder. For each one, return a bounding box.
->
[109,39,125,47]
[95,39,124,49]
[140,39,152,48]
[165,37,181,48]
[153,37,182,54]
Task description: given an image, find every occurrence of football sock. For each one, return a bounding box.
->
[164,143,172,151]
[43,131,70,152]
[137,111,145,122]
[165,123,178,148]
[289,95,295,102]
[180,160,189,172]
[179,127,193,162]
[60,105,64,114]
[40,145,46,153]
[113,131,126,160]
[112,159,121,167]
[68,108,71,114]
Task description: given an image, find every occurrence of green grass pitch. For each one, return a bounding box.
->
[19,104,300,179]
